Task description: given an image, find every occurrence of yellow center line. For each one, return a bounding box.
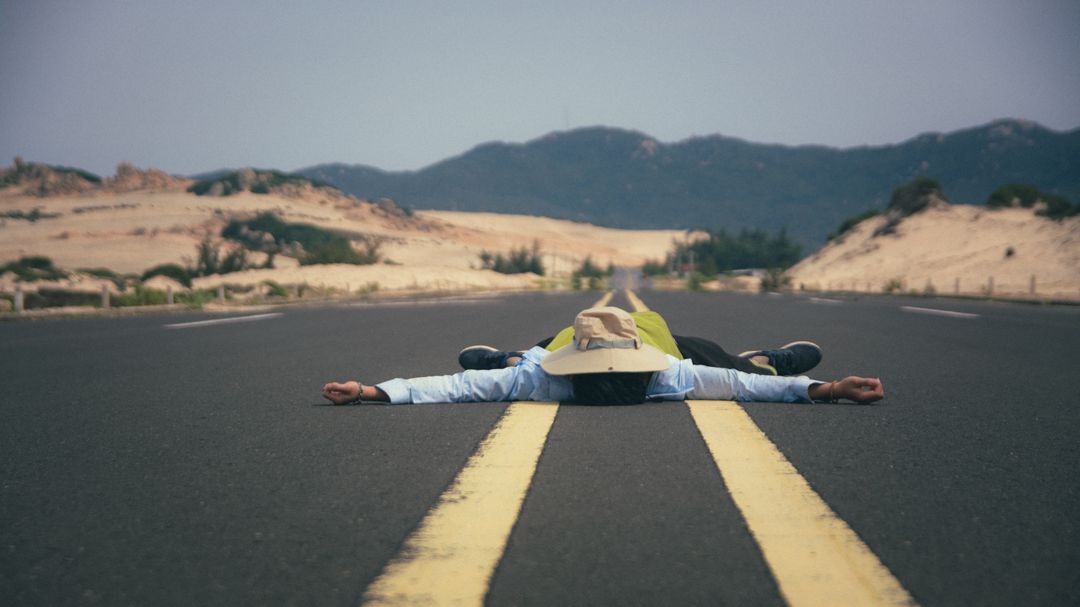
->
[592,290,614,307]
[361,402,559,606]
[686,400,916,607]
[623,289,649,312]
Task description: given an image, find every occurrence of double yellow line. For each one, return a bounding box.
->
[362,291,614,605]
[362,290,915,606]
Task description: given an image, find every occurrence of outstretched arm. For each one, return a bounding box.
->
[684,364,884,404]
[808,376,884,404]
[322,381,389,405]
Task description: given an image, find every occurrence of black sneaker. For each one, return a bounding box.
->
[739,341,822,376]
[458,345,522,370]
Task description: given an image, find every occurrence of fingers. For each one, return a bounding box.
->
[832,376,880,403]
[845,376,884,403]
[322,381,357,405]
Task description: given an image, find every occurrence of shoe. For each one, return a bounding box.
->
[458,345,520,370]
[739,341,822,376]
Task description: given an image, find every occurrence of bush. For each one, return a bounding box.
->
[888,177,945,216]
[141,263,193,288]
[570,256,611,290]
[987,184,1041,208]
[188,170,329,196]
[670,228,802,277]
[0,256,68,281]
[262,280,289,298]
[641,259,668,276]
[687,271,707,291]
[22,288,99,309]
[827,209,880,241]
[78,267,127,290]
[174,289,216,308]
[759,268,791,292]
[223,212,381,266]
[478,241,545,275]
[113,286,167,307]
[986,184,1077,220]
[883,278,903,294]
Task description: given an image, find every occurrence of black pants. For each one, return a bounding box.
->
[534,334,772,376]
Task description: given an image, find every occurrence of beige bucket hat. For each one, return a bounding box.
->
[541,306,671,375]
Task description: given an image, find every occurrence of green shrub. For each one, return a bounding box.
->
[188,170,330,196]
[0,256,68,281]
[641,259,668,276]
[883,278,903,294]
[827,209,880,241]
[262,280,289,298]
[687,271,706,291]
[22,288,99,309]
[113,285,167,307]
[759,268,791,292]
[222,212,380,266]
[1035,193,1076,220]
[570,256,611,290]
[986,184,1077,220]
[478,241,545,275]
[987,184,1040,208]
[141,263,193,288]
[888,177,946,216]
[670,228,801,277]
[78,267,127,290]
[174,289,216,308]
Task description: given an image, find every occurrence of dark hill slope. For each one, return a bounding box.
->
[296,120,1080,245]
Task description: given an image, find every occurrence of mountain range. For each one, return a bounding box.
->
[295,119,1080,246]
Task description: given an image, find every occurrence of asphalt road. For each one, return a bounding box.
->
[1,290,1078,605]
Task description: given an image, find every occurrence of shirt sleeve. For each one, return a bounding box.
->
[374,347,570,404]
[686,364,818,403]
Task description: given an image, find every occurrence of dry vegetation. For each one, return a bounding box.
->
[0,163,693,306]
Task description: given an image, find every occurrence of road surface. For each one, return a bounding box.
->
[2,290,1078,605]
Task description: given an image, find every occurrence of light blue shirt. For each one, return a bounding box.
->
[376,347,818,405]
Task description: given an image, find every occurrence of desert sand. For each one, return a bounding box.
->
[0,182,692,296]
[787,203,1080,299]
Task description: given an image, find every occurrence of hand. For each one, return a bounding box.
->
[322,381,362,405]
[834,376,884,404]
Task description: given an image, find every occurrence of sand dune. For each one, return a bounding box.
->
[0,185,691,295]
[787,203,1080,300]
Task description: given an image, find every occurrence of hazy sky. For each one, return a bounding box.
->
[2,0,1078,177]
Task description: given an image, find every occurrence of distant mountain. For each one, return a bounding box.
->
[295,119,1080,245]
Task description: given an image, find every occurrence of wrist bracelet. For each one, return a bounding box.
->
[828,381,837,403]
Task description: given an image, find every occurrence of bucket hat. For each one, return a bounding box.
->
[541,306,670,375]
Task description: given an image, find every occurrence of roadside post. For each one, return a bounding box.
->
[167,285,174,305]
[101,285,110,309]
[14,285,24,313]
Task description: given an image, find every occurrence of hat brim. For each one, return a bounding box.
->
[540,343,670,375]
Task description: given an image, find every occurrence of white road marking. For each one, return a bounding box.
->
[808,297,843,304]
[900,305,980,319]
[347,297,502,308]
[163,313,283,329]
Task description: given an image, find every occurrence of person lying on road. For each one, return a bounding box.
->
[322,306,884,406]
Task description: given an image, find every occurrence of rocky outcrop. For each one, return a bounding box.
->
[1,158,190,196]
[0,157,101,197]
[102,162,190,192]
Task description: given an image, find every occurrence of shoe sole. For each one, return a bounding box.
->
[458,345,498,355]
[739,340,821,358]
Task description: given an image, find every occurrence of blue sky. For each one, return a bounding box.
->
[2,0,1078,177]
